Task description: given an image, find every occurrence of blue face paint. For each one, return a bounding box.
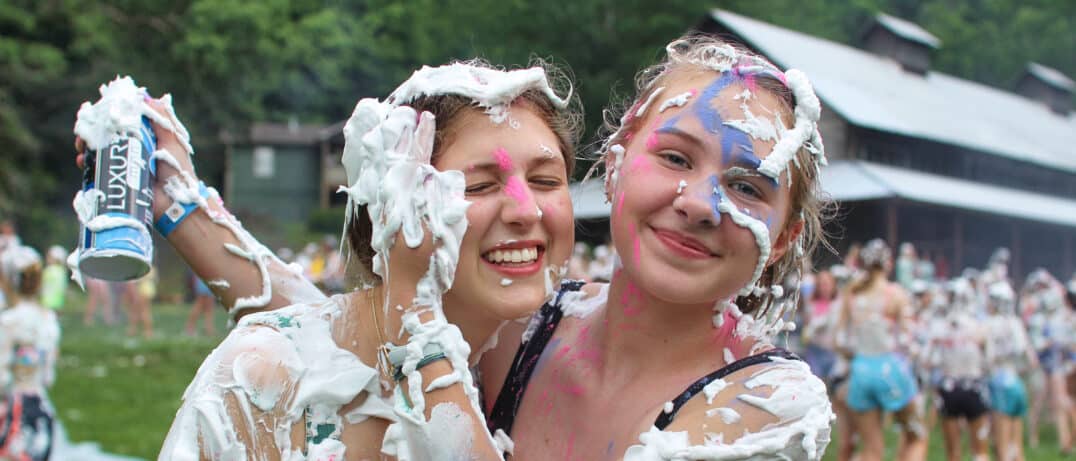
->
[659,73,755,166]
[708,175,725,225]
[731,150,778,190]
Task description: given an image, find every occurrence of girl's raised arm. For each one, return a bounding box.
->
[73,86,325,322]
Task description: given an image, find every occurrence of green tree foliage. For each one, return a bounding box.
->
[1,0,1072,244]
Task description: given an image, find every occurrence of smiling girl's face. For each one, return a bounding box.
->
[607,70,797,306]
[434,103,574,324]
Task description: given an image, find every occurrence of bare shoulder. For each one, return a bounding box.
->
[162,297,383,459]
[625,357,833,461]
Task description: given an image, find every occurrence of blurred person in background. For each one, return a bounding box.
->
[924,277,991,461]
[985,281,1038,461]
[566,242,590,282]
[185,273,216,337]
[837,238,927,461]
[0,220,19,309]
[0,245,60,461]
[39,246,68,311]
[895,242,918,290]
[317,235,346,293]
[127,265,156,339]
[803,269,838,380]
[81,276,114,326]
[1022,269,1075,454]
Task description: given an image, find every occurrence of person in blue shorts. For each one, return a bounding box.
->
[837,239,927,461]
[985,281,1039,461]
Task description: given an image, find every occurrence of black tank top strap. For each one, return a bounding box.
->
[487,280,586,436]
[654,348,802,430]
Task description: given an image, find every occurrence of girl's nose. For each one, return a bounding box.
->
[501,176,540,227]
[673,177,723,228]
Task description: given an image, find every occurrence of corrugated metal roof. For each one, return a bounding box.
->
[710,9,1076,173]
[874,13,941,49]
[571,160,1076,227]
[822,160,1076,228]
[1027,62,1075,92]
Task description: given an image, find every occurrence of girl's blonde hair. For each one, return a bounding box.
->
[590,34,834,315]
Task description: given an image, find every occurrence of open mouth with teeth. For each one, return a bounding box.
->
[483,247,540,264]
[481,244,545,277]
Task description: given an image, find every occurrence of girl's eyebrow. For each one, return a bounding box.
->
[655,125,704,149]
[726,152,778,189]
[529,153,566,170]
[468,151,566,174]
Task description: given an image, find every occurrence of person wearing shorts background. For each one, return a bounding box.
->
[838,239,927,461]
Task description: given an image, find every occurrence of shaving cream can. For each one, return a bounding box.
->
[78,117,157,280]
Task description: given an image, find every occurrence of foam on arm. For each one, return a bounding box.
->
[624,358,833,460]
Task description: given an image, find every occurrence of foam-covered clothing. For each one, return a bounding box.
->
[928,312,987,380]
[158,295,395,460]
[845,353,918,412]
[844,287,904,357]
[1025,292,1074,374]
[0,301,60,391]
[39,264,67,310]
[0,392,54,461]
[0,300,60,461]
[984,313,1033,374]
[491,281,834,460]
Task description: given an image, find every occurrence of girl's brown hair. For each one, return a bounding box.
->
[591,35,834,315]
[345,59,582,286]
[15,264,42,297]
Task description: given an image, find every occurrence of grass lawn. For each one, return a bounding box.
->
[820,414,1070,461]
[50,291,1072,460]
[52,292,229,459]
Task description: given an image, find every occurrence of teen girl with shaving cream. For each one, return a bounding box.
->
[0,246,60,461]
[836,239,927,461]
[476,36,836,460]
[925,277,991,461]
[74,62,581,459]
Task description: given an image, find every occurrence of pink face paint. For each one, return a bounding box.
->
[629,222,641,267]
[645,132,659,152]
[621,281,643,316]
[503,176,531,210]
[493,147,513,171]
[743,73,758,92]
[554,344,572,361]
[628,154,651,174]
[644,117,663,152]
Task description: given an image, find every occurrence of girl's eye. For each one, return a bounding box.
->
[729,181,762,199]
[529,177,563,189]
[658,151,691,169]
[465,183,495,194]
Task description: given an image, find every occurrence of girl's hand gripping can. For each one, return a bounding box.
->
[77,117,157,281]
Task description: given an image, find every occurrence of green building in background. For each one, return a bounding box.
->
[221,120,347,225]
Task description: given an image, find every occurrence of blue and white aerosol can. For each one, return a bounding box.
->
[75,79,158,281]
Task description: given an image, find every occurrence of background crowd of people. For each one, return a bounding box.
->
[564,238,1076,461]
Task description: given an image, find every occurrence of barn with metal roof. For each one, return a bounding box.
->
[571,9,1075,278]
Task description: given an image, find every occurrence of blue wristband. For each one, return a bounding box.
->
[154,182,210,237]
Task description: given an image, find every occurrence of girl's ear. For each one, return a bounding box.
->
[767,219,804,266]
